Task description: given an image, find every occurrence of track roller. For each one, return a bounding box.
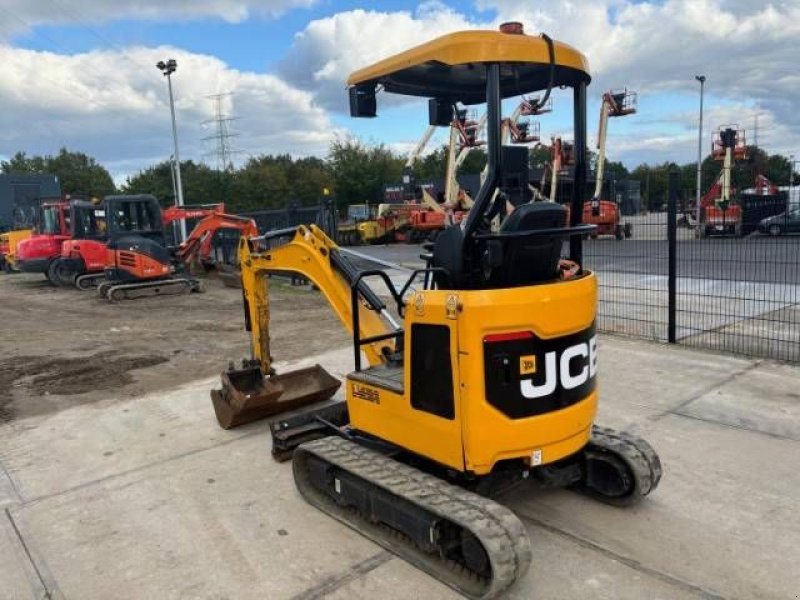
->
[293,436,531,599]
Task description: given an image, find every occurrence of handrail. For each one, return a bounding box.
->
[473,223,596,240]
[349,267,451,371]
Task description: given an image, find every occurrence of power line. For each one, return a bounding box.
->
[202,93,240,171]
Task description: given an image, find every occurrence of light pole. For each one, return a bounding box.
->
[695,75,706,236]
[169,154,178,202]
[157,58,186,242]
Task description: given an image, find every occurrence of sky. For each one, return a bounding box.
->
[0,0,797,184]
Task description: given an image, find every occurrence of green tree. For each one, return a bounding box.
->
[328,138,404,207]
[122,160,233,208]
[1,148,115,197]
[231,157,293,211]
[286,156,335,205]
[604,160,629,180]
[121,161,177,202]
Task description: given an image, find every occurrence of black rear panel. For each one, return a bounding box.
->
[108,235,171,265]
[483,324,596,419]
[410,324,455,420]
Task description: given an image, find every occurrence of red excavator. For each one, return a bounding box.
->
[94,196,258,301]
[71,201,257,292]
[15,198,76,282]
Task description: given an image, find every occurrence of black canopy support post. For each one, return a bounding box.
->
[463,63,502,243]
[571,81,587,267]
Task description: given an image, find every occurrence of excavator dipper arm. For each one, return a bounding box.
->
[177,213,258,266]
[240,224,395,374]
[211,224,397,430]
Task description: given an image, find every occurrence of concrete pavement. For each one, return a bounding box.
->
[1,337,799,599]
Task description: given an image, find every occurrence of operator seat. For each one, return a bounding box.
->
[431,201,567,290]
[431,225,464,288]
[489,201,567,287]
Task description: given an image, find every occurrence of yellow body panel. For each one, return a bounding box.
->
[455,276,598,473]
[347,291,465,470]
[348,30,589,87]
[347,274,598,475]
[0,229,34,269]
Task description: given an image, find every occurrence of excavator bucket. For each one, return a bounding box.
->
[211,362,341,429]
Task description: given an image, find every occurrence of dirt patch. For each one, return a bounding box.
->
[0,352,168,421]
[0,274,350,423]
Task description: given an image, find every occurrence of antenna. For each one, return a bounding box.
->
[202,93,240,171]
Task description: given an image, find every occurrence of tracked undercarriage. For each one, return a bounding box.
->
[277,418,661,599]
[97,277,202,301]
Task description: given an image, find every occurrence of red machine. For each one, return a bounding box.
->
[15,198,74,281]
[452,108,484,150]
[542,136,574,201]
[755,174,778,195]
[94,196,258,301]
[72,202,245,290]
[585,89,637,239]
[174,208,259,271]
[703,126,747,236]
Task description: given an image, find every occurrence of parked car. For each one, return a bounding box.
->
[758,205,800,235]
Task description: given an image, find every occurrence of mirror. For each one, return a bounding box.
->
[428,98,453,126]
[349,86,377,118]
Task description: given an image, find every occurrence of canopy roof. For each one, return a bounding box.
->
[347,29,591,105]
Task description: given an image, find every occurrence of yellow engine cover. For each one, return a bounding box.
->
[346,273,598,476]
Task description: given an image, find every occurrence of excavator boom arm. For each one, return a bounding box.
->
[238,225,393,374]
[177,213,258,263]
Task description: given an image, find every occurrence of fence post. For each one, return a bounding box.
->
[667,169,678,343]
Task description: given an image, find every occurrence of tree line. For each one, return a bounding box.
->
[2,142,797,214]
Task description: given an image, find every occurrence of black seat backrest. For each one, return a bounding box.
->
[432,225,464,289]
[491,202,566,287]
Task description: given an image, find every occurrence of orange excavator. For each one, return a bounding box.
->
[72,201,251,290]
[72,195,257,301]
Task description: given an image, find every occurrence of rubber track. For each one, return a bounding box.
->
[585,425,663,505]
[75,273,105,290]
[293,436,531,599]
[104,278,198,301]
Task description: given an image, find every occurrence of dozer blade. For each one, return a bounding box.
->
[211,363,341,429]
[269,398,349,462]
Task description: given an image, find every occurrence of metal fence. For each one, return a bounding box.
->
[584,170,800,363]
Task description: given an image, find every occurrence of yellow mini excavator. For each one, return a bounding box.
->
[212,22,661,599]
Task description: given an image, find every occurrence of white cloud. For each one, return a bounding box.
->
[0,0,315,37]
[279,5,476,111]
[0,44,341,181]
[279,1,800,163]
